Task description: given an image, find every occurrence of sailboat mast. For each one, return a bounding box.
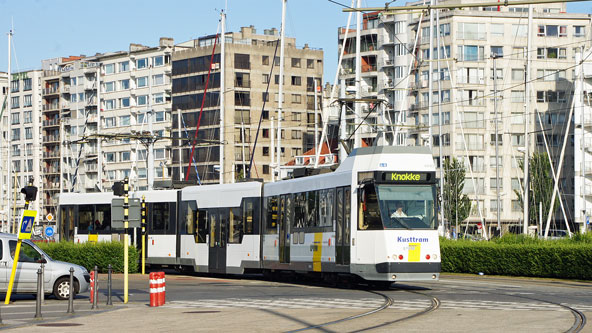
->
[523,5,533,234]
[276,0,286,180]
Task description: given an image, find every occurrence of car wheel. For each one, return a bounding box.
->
[53,277,78,300]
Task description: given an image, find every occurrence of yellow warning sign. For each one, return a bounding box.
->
[18,210,37,240]
[408,243,421,262]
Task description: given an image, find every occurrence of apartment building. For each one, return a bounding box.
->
[3,70,43,227]
[172,26,323,183]
[574,47,592,233]
[39,38,174,222]
[339,3,591,234]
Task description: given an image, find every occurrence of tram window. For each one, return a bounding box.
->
[285,194,293,231]
[78,205,94,232]
[60,206,75,241]
[358,184,383,230]
[209,209,218,247]
[336,188,344,244]
[229,207,242,243]
[197,208,207,243]
[265,196,278,234]
[219,209,229,247]
[152,202,170,233]
[306,191,318,227]
[183,201,197,235]
[318,188,335,228]
[243,199,254,235]
[293,192,306,229]
[95,204,111,231]
[344,187,351,245]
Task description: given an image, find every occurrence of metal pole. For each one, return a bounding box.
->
[123,178,129,303]
[141,195,146,275]
[41,262,45,305]
[107,264,113,306]
[428,2,434,148]
[493,55,501,232]
[220,10,226,184]
[35,268,42,319]
[7,28,12,235]
[277,0,287,179]
[271,117,275,181]
[67,267,75,314]
[436,7,445,236]
[523,4,532,234]
[92,265,98,309]
[178,109,183,181]
[314,79,319,160]
[354,0,362,149]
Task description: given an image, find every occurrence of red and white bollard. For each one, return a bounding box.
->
[159,272,166,305]
[149,272,158,307]
[89,271,95,304]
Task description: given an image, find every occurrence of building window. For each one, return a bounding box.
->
[11,128,19,141]
[155,111,165,122]
[153,93,164,104]
[511,68,524,81]
[120,61,130,72]
[490,24,504,37]
[105,152,115,163]
[120,79,130,90]
[235,92,250,106]
[457,45,484,61]
[234,54,250,69]
[457,23,486,40]
[511,90,524,103]
[153,55,164,67]
[263,165,270,174]
[105,81,115,92]
[574,26,585,37]
[137,58,148,69]
[119,115,130,126]
[104,117,116,128]
[137,77,148,88]
[262,92,269,102]
[11,144,20,157]
[291,76,301,86]
[137,95,148,105]
[262,74,269,84]
[490,46,503,57]
[11,112,19,125]
[120,97,130,108]
[138,168,147,179]
[307,59,314,69]
[25,127,33,140]
[262,147,269,156]
[11,96,19,109]
[105,99,116,110]
[10,80,19,92]
[104,63,115,74]
[262,55,269,65]
[23,78,32,91]
[154,148,166,159]
[120,151,131,161]
[153,74,164,85]
[24,111,32,123]
[291,58,301,68]
[291,94,301,104]
[262,129,269,138]
[262,110,269,120]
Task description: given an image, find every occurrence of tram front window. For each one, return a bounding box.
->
[377,185,436,229]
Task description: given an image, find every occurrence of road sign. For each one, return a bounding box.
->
[18,210,37,240]
[45,226,55,237]
[46,213,54,222]
[111,198,141,228]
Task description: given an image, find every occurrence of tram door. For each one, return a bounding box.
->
[336,187,351,265]
[279,195,291,263]
[208,209,227,273]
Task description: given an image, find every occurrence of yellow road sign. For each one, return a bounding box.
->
[18,210,37,240]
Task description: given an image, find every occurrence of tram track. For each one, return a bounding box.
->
[284,287,440,333]
[440,283,587,333]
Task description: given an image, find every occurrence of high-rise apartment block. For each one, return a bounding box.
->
[338,3,591,234]
[172,26,323,183]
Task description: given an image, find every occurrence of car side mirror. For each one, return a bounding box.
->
[37,258,47,264]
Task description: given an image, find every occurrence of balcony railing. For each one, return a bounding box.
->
[43,104,59,111]
[43,87,59,95]
[43,151,60,158]
[43,119,60,127]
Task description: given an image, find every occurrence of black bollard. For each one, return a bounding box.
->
[107,264,113,306]
[92,266,99,310]
[35,268,42,319]
[67,267,75,314]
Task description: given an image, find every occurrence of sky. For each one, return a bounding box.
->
[0,0,591,83]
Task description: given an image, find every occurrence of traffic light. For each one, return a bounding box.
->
[20,186,38,202]
[112,181,125,196]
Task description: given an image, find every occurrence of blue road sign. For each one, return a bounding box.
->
[45,226,54,237]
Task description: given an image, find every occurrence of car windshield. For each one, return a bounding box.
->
[376,185,437,229]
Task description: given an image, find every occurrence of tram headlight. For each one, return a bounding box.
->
[398,254,403,260]
[391,274,397,280]
[425,254,431,260]
[432,274,437,279]
[433,254,438,260]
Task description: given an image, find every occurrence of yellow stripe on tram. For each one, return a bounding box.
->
[408,243,421,262]
[313,233,323,272]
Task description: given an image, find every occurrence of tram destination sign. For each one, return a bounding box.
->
[375,171,436,184]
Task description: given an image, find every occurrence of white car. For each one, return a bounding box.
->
[0,233,90,300]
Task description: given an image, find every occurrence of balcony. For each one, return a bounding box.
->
[42,118,60,127]
[62,101,70,109]
[43,104,59,111]
[43,87,59,95]
[234,80,251,88]
[62,85,70,94]
[293,153,336,166]
[85,163,98,172]
[43,150,60,159]
[84,82,96,90]
[45,135,60,143]
[44,182,60,190]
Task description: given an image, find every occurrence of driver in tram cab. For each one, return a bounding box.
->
[391,201,407,218]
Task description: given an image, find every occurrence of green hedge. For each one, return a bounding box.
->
[37,241,139,274]
[441,235,592,280]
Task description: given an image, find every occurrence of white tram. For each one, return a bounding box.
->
[58,146,440,282]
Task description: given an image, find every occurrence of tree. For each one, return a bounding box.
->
[443,157,472,234]
[515,152,557,226]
